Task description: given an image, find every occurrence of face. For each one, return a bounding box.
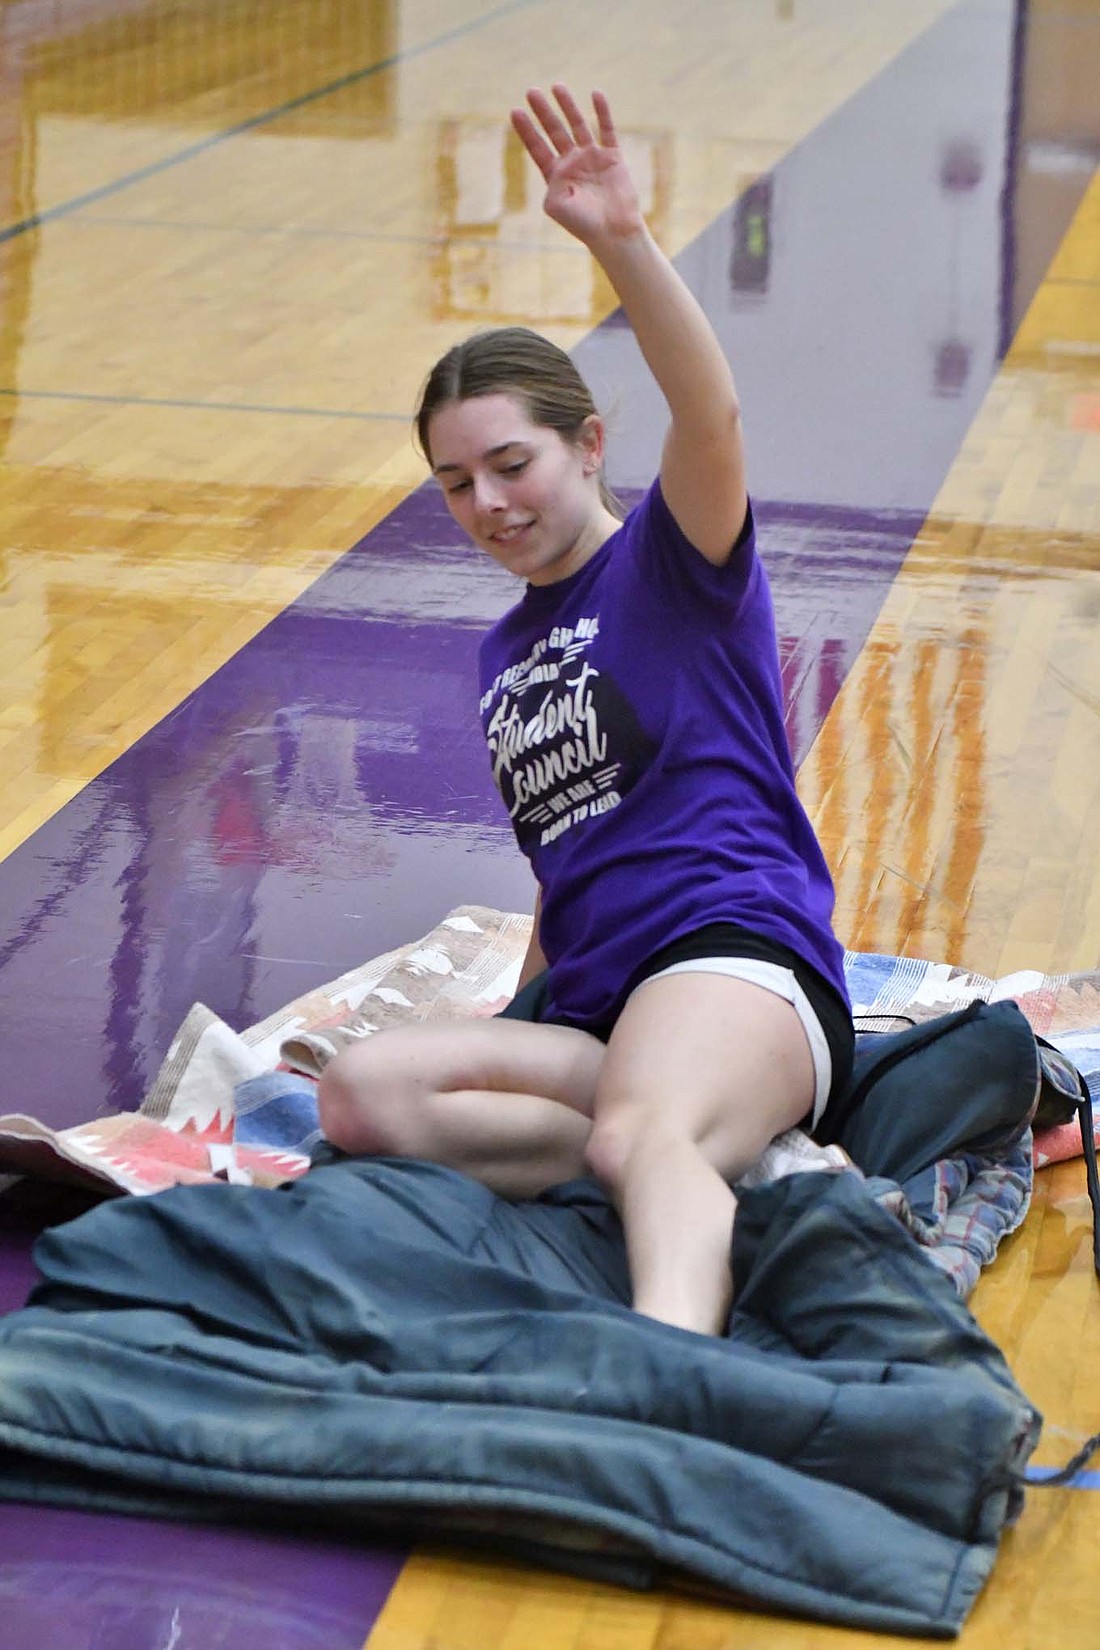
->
[427,393,608,584]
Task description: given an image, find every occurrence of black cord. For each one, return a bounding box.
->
[1025,1430,1100,1488]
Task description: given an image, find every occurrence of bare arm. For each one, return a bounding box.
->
[516,887,547,991]
[512,86,745,565]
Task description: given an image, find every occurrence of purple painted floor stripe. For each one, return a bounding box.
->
[6,0,1083,1128]
[0,1505,403,1649]
[0,2,1096,1645]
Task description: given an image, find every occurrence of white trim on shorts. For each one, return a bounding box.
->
[630,957,833,1128]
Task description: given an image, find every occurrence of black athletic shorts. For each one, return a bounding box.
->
[498,921,855,1125]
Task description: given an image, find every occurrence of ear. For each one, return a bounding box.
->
[578,414,605,475]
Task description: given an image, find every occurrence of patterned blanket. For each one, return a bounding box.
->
[0,908,1096,1295]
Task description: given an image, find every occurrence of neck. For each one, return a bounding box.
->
[529,503,622,587]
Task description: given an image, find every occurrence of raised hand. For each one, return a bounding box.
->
[511,85,644,249]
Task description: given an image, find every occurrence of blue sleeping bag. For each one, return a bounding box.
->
[0,1002,1045,1636]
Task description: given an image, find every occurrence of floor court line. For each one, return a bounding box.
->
[0,0,543,246]
[0,5,1095,1647]
[0,387,409,420]
[64,215,591,254]
[1,0,1089,1124]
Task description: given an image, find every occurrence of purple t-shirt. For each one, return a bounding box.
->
[477,481,848,1028]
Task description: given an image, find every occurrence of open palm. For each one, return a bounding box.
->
[511,85,643,247]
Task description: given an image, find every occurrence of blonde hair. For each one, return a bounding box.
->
[415,327,623,518]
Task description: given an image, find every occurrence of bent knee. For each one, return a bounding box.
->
[316,1053,413,1157]
[584,1110,656,1192]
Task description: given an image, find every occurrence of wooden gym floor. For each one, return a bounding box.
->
[0,0,1096,1645]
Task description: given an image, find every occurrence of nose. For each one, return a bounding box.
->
[472,471,507,514]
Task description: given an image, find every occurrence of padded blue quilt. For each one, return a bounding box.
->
[0,1002,1044,1635]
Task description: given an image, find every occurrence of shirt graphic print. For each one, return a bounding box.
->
[480,614,657,858]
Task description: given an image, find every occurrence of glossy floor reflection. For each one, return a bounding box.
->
[0,1505,402,1650]
[0,0,1097,1647]
[1,0,1087,1131]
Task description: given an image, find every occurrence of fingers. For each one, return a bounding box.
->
[510,108,557,179]
[514,85,615,160]
[591,89,617,148]
[549,83,596,148]
[525,87,576,156]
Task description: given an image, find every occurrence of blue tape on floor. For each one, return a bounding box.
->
[1024,1467,1100,1490]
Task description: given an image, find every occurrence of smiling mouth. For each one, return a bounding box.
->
[490,520,534,544]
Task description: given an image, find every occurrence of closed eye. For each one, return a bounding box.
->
[441,458,528,495]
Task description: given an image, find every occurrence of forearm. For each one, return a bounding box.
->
[592,224,740,443]
[513,85,745,558]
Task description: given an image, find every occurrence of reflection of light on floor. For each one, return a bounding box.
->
[801,499,1100,977]
[432,119,671,326]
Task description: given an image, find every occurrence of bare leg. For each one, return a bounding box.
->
[584,974,815,1335]
[317,1018,604,1198]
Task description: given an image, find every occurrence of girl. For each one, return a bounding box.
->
[318,85,853,1337]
